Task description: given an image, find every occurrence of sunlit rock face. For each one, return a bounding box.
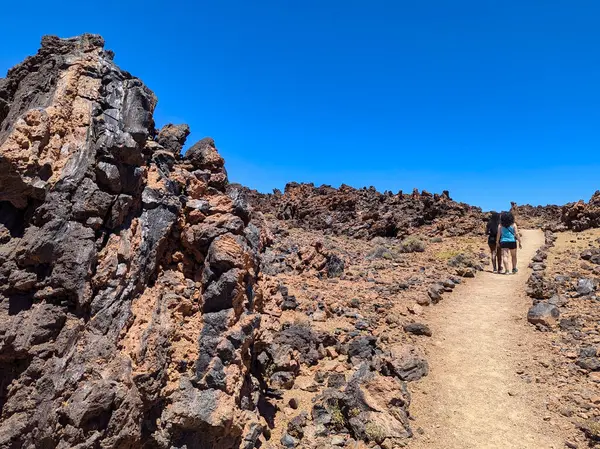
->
[0,34,267,449]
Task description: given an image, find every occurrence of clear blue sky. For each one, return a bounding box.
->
[1,1,599,211]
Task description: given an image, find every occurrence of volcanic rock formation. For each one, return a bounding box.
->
[560,191,600,232]
[0,34,267,448]
[512,192,600,233]
[244,184,485,239]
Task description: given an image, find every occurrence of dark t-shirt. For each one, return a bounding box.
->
[486,222,498,244]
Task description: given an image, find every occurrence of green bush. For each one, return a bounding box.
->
[579,419,600,441]
[398,236,426,253]
[366,245,396,260]
[448,252,478,268]
[365,422,386,443]
[435,249,462,261]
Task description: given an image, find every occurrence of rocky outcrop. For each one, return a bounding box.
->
[244,184,485,239]
[0,35,266,448]
[309,363,412,445]
[513,192,600,232]
[511,202,563,231]
[561,191,600,232]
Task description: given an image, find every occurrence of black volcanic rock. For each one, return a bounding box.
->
[0,34,264,449]
[242,183,485,239]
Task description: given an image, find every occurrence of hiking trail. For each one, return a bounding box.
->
[408,229,568,449]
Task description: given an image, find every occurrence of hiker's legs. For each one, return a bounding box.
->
[510,248,518,271]
[502,248,510,273]
[496,245,503,271]
[489,243,497,271]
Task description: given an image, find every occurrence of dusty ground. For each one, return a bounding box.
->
[408,230,575,449]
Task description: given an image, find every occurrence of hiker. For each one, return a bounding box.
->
[496,211,522,274]
[485,211,502,272]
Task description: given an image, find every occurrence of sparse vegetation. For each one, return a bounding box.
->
[448,252,478,268]
[366,245,397,260]
[365,422,386,443]
[579,419,600,441]
[398,236,427,253]
[349,407,361,418]
[435,249,462,261]
[330,402,346,428]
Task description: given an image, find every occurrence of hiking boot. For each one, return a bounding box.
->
[512,268,518,274]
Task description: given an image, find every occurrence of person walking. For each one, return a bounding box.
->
[485,211,502,273]
[496,211,522,274]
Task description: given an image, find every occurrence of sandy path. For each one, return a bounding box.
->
[408,229,566,449]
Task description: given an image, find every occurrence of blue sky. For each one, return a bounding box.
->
[1,1,599,211]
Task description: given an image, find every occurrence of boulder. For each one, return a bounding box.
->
[527,302,560,327]
[327,373,347,388]
[347,336,377,360]
[281,296,299,311]
[577,278,596,296]
[456,267,476,278]
[382,345,429,382]
[157,123,190,154]
[287,412,308,439]
[548,294,568,307]
[184,137,224,172]
[326,254,345,278]
[403,323,432,337]
[311,364,412,444]
[428,287,442,303]
[270,371,296,390]
[577,357,600,371]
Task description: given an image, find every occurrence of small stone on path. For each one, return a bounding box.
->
[403,322,432,337]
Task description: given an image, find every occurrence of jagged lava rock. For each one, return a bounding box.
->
[577,278,596,296]
[243,184,485,239]
[0,34,268,449]
[527,302,560,327]
[561,191,600,231]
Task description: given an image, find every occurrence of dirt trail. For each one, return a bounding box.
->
[409,229,567,449]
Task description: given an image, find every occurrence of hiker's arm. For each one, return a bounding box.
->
[496,225,501,245]
[514,224,523,247]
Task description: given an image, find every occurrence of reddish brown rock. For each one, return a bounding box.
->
[561,191,600,232]
[0,34,264,449]
[243,183,485,239]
